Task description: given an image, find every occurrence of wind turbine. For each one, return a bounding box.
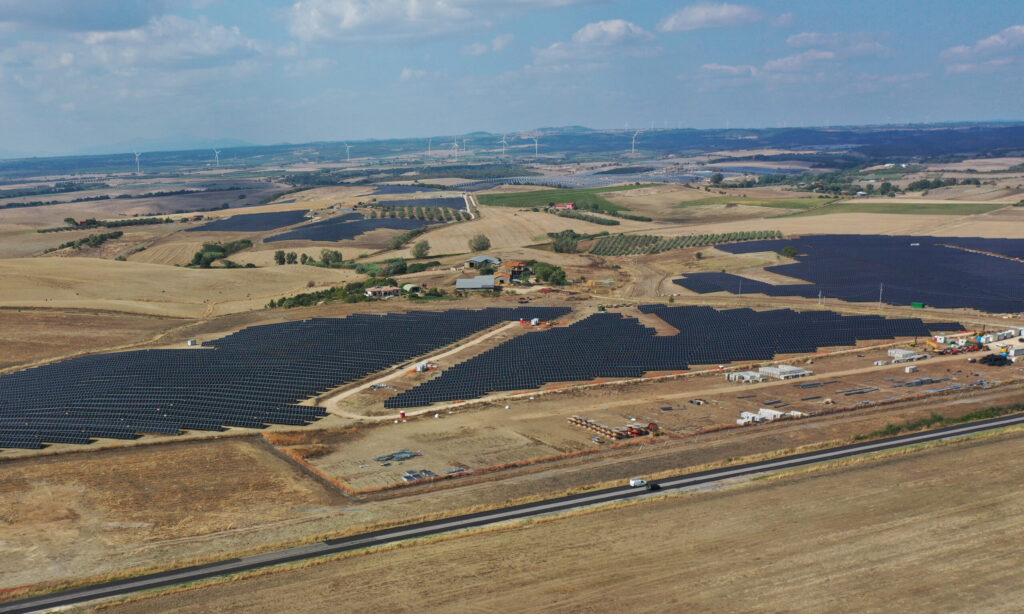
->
[531,136,539,157]
[133,150,141,174]
[500,134,508,157]
[451,137,459,161]
[631,130,642,154]
[213,149,221,168]
[344,142,352,161]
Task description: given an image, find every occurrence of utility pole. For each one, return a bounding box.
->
[878,282,884,309]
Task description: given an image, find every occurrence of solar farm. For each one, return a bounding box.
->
[675,235,1024,313]
[383,306,961,408]
[265,213,440,242]
[374,196,466,209]
[187,210,310,232]
[0,308,567,450]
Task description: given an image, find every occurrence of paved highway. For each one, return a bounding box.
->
[3,413,1023,614]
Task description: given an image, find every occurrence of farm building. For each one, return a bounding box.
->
[498,260,529,280]
[364,286,401,299]
[465,255,501,269]
[456,275,495,291]
[552,202,576,210]
[758,364,813,380]
[402,283,423,294]
[494,271,512,286]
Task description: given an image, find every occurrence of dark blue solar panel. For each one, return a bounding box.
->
[265,214,439,243]
[187,210,310,232]
[0,307,569,450]
[374,197,465,209]
[675,235,1024,313]
[384,306,961,408]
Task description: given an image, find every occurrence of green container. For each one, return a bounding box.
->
[910,302,925,309]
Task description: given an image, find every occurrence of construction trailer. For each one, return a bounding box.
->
[888,348,928,363]
[758,364,813,380]
[727,371,766,383]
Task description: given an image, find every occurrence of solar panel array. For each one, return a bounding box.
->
[265,214,439,243]
[368,185,439,195]
[0,307,570,450]
[383,305,961,408]
[188,210,310,232]
[674,234,1024,313]
[374,197,465,209]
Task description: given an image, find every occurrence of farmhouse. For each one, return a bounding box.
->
[552,202,576,210]
[364,285,401,299]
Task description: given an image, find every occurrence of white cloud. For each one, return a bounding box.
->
[941,25,1024,61]
[658,3,763,32]
[700,62,757,77]
[762,50,834,72]
[81,16,259,69]
[491,33,515,52]
[287,0,605,43]
[572,19,653,46]
[399,67,426,81]
[786,32,889,58]
[462,33,515,56]
[940,25,1024,75]
[462,42,489,56]
[534,19,655,64]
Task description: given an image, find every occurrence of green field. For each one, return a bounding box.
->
[476,185,656,212]
[796,201,1007,216]
[676,196,829,210]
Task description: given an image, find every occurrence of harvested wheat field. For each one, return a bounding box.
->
[0,258,354,317]
[100,430,1024,614]
[0,309,183,370]
[0,437,345,590]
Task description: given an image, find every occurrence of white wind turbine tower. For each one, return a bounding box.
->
[213,149,221,168]
[531,136,539,157]
[133,150,141,174]
[451,137,459,161]
[500,134,508,157]
[631,130,642,154]
[344,142,352,161]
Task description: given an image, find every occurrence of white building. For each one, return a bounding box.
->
[758,364,813,380]
[727,371,766,383]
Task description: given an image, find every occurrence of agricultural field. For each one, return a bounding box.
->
[96,429,1024,614]
[676,194,829,210]
[475,184,656,212]
[0,258,353,318]
[589,230,782,256]
[798,200,1008,216]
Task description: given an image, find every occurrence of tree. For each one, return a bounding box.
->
[780,246,798,258]
[286,251,298,264]
[552,236,578,253]
[300,253,308,264]
[710,173,724,185]
[274,250,286,265]
[468,234,491,252]
[548,268,567,286]
[412,240,431,259]
[64,217,79,227]
[320,249,343,266]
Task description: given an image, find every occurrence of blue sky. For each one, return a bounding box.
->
[0,0,1021,155]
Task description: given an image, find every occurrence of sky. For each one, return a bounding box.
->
[0,0,1021,156]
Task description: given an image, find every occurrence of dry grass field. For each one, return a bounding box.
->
[0,258,354,317]
[0,437,345,590]
[0,309,183,370]
[97,429,1024,614]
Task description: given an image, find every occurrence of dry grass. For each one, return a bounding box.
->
[0,257,354,317]
[0,309,182,370]
[95,429,1024,614]
[0,438,345,591]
